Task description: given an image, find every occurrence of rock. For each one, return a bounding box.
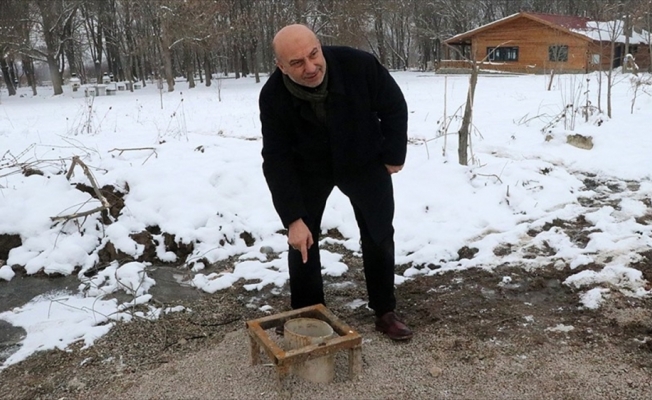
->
[259,246,274,254]
[480,287,497,300]
[0,234,22,260]
[67,377,86,391]
[566,134,593,150]
[457,246,479,260]
[239,231,255,247]
[429,365,443,377]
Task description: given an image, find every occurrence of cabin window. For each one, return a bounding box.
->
[487,47,519,62]
[592,54,601,64]
[628,45,639,54]
[549,45,569,62]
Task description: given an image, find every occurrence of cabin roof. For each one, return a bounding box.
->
[445,12,599,45]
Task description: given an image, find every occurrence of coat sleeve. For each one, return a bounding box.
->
[368,56,408,166]
[259,89,307,228]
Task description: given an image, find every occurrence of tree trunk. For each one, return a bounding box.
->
[8,59,18,87]
[374,11,386,65]
[233,44,241,79]
[23,56,38,95]
[624,14,630,73]
[195,52,203,83]
[35,0,66,95]
[458,62,479,166]
[124,53,134,90]
[607,40,615,118]
[251,45,260,83]
[46,54,64,95]
[159,35,175,91]
[185,46,195,89]
[204,51,212,87]
[140,53,147,87]
[0,57,17,96]
[63,13,77,78]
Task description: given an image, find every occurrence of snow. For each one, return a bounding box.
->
[580,288,611,309]
[546,324,575,333]
[1,70,651,369]
[574,20,651,45]
[0,291,117,367]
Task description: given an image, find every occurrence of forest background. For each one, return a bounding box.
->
[1,0,652,97]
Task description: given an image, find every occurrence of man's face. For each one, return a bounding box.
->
[276,35,326,88]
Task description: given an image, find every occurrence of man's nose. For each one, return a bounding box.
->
[304,60,317,73]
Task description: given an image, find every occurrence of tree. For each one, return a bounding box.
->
[0,0,30,95]
[589,2,627,118]
[2,0,646,95]
[34,0,80,95]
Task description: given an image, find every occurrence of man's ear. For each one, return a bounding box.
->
[275,59,287,74]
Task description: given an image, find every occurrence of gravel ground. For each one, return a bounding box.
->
[2,254,652,400]
[93,324,652,400]
[1,215,652,400]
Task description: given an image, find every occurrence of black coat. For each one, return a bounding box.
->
[259,46,408,228]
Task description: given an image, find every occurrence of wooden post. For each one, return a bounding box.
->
[349,346,362,379]
[249,334,261,366]
[276,365,291,398]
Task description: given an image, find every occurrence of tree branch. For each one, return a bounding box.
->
[52,156,110,222]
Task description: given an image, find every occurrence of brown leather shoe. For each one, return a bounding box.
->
[375,312,413,341]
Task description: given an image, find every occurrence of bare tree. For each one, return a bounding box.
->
[3,0,645,95]
[0,0,22,95]
[34,0,80,95]
[0,0,39,95]
[589,2,628,118]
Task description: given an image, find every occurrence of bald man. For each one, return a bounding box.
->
[260,25,412,341]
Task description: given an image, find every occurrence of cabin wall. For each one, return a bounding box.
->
[471,18,590,73]
[586,42,651,72]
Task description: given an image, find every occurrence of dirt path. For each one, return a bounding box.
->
[1,253,652,400]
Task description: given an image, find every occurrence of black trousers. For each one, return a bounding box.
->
[287,163,397,317]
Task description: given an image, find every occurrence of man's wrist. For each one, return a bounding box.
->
[289,218,303,228]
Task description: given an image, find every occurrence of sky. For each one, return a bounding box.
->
[0,69,651,369]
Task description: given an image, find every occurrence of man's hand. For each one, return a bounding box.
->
[385,164,404,174]
[288,219,313,263]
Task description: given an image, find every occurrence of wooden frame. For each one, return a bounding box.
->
[246,304,362,390]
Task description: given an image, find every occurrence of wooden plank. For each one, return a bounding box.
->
[277,335,362,366]
[247,305,324,330]
[247,323,285,364]
[317,304,359,336]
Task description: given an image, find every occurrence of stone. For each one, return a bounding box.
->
[0,234,21,260]
[566,134,593,150]
[260,246,274,254]
[429,365,443,377]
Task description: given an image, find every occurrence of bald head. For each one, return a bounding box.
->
[273,24,318,59]
[273,24,326,88]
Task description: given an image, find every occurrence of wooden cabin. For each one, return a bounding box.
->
[442,12,651,74]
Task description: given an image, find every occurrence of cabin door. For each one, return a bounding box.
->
[613,45,623,68]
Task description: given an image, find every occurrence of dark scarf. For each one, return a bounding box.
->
[282,72,329,124]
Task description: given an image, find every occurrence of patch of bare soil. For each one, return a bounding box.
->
[1,247,651,400]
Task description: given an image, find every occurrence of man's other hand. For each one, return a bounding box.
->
[288,219,313,263]
[385,164,403,174]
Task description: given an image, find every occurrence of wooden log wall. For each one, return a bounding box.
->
[472,18,590,74]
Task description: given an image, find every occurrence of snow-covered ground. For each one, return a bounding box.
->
[0,69,650,368]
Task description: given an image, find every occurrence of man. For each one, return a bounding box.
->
[259,24,412,341]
